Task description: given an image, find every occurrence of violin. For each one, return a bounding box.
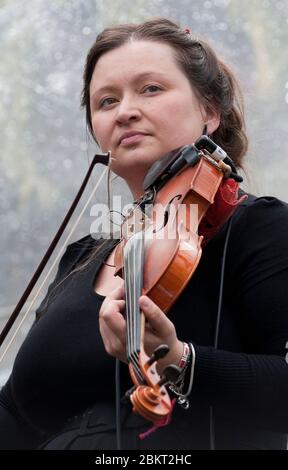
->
[113,136,244,423]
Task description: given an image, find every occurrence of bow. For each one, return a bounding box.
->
[0,152,109,363]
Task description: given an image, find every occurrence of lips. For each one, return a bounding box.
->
[118,131,149,146]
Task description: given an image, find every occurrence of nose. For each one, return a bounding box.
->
[116,96,141,125]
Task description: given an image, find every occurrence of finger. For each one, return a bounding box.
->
[100,320,127,363]
[101,281,125,310]
[99,308,126,344]
[100,296,125,314]
[106,282,125,301]
[138,295,173,336]
[100,300,126,327]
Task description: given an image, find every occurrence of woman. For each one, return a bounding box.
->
[1,17,288,450]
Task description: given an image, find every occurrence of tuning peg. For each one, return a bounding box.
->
[146,344,170,366]
[121,385,136,404]
[158,364,182,387]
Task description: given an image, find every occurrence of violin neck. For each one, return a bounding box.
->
[123,231,145,383]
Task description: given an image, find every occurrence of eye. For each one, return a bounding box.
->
[99,97,117,108]
[142,85,162,94]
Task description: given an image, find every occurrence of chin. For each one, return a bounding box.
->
[113,162,150,181]
[113,148,160,174]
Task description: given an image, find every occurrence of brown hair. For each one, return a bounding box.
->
[81,17,248,167]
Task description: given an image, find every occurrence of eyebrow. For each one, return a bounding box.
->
[90,71,168,100]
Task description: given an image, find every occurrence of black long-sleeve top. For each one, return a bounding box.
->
[1,192,288,449]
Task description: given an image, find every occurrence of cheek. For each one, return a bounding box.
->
[159,99,193,128]
[157,101,200,139]
[173,99,204,132]
[91,117,110,148]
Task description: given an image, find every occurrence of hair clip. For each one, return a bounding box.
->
[183,26,194,41]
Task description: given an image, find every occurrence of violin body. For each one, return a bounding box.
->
[142,156,224,312]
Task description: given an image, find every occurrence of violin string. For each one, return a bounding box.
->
[124,236,143,382]
[130,240,143,382]
[130,239,137,369]
[127,241,133,360]
[107,164,112,237]
[130,241,138,367]
[125,238,137,377]
[138,229,145,374]
[132,241,137,362]
[130,241,135,362]
[124,239,131,362]
[0,166,109,365]
[131,233,145,382]
[133,240,139,374]
[135,232,143,363]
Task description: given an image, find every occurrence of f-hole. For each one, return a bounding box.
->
[153,194,182,233]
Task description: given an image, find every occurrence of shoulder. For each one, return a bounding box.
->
[65,234,102,258]
[34,234,118,321]
[231,192,288,239]
[236,191,288,219]
[224,192,288,272]
[60,233,118,272]
[208,192,288,272]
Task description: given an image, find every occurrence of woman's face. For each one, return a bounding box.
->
[89,40,219,198]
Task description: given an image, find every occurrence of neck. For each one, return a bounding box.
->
[126,177,145,201]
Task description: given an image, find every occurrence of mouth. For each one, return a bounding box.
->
[118,132,149,147]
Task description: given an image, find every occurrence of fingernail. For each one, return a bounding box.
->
[139,296,151,309]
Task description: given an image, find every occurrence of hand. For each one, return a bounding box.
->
[138,295,183,375]
[99,282,127,363]
[99,284,183,374]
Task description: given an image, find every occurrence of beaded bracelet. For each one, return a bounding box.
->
[178,342,190,370]
[169,342,196,409]
[172,342,191,387]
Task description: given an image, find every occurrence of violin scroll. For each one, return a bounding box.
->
[129,345,182,422]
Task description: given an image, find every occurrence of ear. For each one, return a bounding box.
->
[204,107,220,135]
